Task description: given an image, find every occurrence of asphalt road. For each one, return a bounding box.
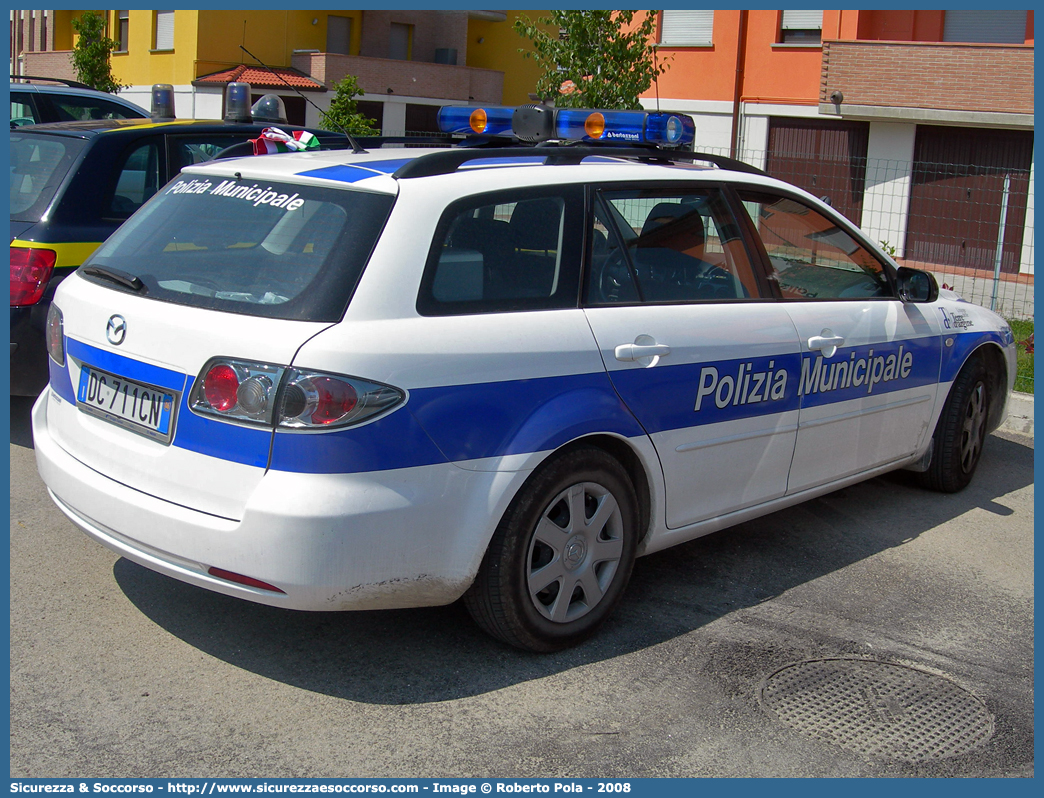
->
[9,394,1034,778]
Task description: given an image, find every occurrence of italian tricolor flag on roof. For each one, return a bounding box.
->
[251,128,320,155]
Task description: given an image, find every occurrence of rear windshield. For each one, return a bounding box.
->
[79,175,396,322]
[10,133,87,221]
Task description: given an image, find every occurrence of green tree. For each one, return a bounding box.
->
[319,75,379,135]
[70,11,126,93]
[514,10,668,110]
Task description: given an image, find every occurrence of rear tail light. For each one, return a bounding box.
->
[45,303,64,366]
[190,358,405,430]
[202,364,240,412]
[11,246,57,306]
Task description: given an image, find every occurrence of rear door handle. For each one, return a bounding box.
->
[614,336,671,364]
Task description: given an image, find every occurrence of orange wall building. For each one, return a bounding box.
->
[640,9,1034,274]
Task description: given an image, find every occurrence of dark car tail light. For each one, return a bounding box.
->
[10,246,57,306]
[190,358,405,430]
[45,303,64,366]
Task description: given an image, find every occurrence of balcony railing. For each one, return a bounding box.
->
[291,51,503,105]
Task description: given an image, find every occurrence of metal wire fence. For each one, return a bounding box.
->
[717,147,1034,322]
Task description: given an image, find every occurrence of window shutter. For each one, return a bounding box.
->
[660,10,714,46]
[781,10,823,31]
[155,11,174,50]
[943,10,1026,44]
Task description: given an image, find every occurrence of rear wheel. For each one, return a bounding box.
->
[464,447,639,652]
[919,357,991,493]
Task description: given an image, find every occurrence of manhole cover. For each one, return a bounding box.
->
[759,658,994,762]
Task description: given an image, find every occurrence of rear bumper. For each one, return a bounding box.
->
[33,389,524,611]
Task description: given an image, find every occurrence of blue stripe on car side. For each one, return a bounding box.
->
[609,353,803,434]
[172,393,273,468]
[406,372,647,463]
[940,330,1006,383]
[796,337,941,410]
[53,332,1007,475]
[269,406,448,474]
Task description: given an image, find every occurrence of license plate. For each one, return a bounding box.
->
[76,365,177,444]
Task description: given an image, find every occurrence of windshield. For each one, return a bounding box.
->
[10,133,87,221]
[80,175,396,322]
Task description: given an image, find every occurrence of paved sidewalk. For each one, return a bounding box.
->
[1002,391,1034,436]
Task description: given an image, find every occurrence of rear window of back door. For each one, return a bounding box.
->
[10,132,87,222]
[78,174,396,323]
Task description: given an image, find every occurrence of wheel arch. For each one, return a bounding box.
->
[968,341,1009,433]
[549,433,656,548]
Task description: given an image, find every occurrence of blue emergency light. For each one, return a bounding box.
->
[436,105,696,148]
[437,105,516,136]
[644,112,697,147]
[555,109,695,146]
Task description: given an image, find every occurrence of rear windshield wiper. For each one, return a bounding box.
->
[81,265,146,293]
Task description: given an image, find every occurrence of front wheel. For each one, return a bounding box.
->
[464,447,639,652]
[919,357,991,493]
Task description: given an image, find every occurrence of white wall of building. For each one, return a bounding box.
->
[122,85,225,120]
[379,100,407,137]
[1019,157,1034,275]
[860,122,917,258]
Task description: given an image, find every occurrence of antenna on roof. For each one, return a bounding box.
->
[652,46,661,114]
[238,44,366,154]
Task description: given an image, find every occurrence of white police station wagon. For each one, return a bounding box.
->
[33,105,1017,651]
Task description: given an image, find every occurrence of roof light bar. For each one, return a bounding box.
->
[436,104,696,148]
[556,109,695,147]
[437,105,515,136]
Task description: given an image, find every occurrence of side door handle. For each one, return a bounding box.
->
[808,329,845,358]
[614,335,671,366]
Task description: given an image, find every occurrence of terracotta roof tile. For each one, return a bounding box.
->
[193,65,325,91]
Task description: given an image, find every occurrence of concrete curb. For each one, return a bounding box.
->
[1001,391,1034,437]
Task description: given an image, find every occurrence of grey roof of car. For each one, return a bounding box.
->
[9,80,148,116]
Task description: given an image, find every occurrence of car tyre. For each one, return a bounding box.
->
[918,356,991,493]
[464,446,639,652]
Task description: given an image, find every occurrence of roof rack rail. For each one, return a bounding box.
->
[353,135,522,150]
[10,74,91,89]
[392,145,766,179]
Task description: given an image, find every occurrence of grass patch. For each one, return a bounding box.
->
[1007,318,1034,393]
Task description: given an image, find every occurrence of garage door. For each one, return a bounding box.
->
[765,118,870,225]
[905,126,1032,273]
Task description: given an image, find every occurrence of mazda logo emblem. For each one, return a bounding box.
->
[106,315,127,346]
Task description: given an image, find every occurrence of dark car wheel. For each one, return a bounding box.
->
[919,356,991,493]
[464,446,639,652]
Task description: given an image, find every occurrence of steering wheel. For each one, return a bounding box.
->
[596,250,635,303]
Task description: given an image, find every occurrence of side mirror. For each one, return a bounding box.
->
[896,266,938,303]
